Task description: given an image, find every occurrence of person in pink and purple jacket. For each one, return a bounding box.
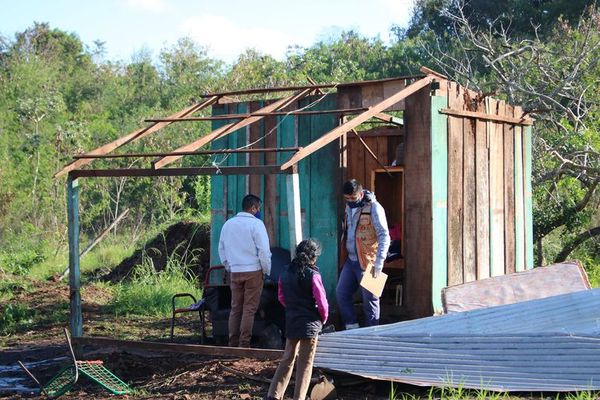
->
[266,239,329,400]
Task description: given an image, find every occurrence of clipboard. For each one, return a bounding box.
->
[360,270,388,298]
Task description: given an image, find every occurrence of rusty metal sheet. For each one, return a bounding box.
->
[442,261,591,313]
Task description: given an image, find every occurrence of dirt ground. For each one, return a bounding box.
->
[0,277,398,400]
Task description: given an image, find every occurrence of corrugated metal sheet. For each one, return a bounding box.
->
[315,289,600,391]
[337,288,600,336]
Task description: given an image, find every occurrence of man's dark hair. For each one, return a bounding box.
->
[242,194,262,211]
[343,179,363,195]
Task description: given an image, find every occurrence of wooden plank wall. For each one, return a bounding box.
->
[345,128,402,188]
[443,83,532,289]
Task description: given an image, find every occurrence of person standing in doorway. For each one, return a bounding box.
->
[218,194,271,348]
[266,239,329,400]
[336,179,390,329]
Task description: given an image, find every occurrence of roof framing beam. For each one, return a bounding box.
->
[54,96,220,178]
[152,88,313,169]
[144,107,368,122]
[281,76,433,170]
[70,165,290,179]
[72,147,301,159]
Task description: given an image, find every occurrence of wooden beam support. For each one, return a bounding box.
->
[145,107,368,122]
[153,89,313,169]
[439,108,533,126]
[281,77,433,170]
[373,113,404,126]
[286,172,303,257]
[72,336,283,360]
[67,177,82,337]
[73,147,301,159]
[54,96,220,178]
[70,165,288,178]
[198,75,423,98]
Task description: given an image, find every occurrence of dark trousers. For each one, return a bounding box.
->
[335,259,380,327]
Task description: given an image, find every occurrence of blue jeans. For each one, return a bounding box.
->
[336,259,380,327]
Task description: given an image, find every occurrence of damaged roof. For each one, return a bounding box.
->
[315,288,600,391]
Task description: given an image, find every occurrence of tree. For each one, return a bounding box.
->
[407,0,600,266]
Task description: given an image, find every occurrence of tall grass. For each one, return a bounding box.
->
[108,252,201,317]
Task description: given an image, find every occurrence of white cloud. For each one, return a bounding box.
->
[378,0,414,28]
[180,14,309,62]
[125,0,167,12]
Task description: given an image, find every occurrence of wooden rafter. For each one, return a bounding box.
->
[70,165,287,178]
[144,107,368,122]
[54,96,220,178]
[152,88,313,169]
[439,108,533,125]
[280,77,433,170]
[72,147,301,159]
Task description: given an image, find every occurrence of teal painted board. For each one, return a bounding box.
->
[514,127,525,272]
[210,104,231,266]
[307,94,339,301]
[523,126,534,269]
[226,103,248,219]
[430,96,448,313]
[277,113,297,248]
[67,177,83,337]
[297,99,313,238]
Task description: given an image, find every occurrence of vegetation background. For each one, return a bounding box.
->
[1,0,598,336]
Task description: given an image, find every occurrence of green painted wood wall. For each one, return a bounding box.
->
[209,95,340,299]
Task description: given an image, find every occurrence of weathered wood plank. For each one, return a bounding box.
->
[73,336,283,360]
[439,108,533,125]
[489,99,505,277]
[447,82,464,286]
[430,95,449,313]
[264,112,278,246]
[286,172,302,257]
[67,177,82,337]
[475,99,490,279]
[523,125,534,269]
[514,106,526,272]
[404,86,434,318]
[503,104,516,275]
[463,109,477,283]
[248,101,263,197]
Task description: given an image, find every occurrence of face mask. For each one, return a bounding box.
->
[347,200,364,209]
[254,211,262,220]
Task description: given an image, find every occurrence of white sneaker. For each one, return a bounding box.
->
[345,323,360,330]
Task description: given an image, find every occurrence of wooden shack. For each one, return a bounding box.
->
[57,68,534,337]
[207,70,534,320]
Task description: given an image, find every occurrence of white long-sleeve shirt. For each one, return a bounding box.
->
[218,212,272,275]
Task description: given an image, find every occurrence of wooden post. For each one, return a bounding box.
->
[67,176,83,337]
[286,171,302,257]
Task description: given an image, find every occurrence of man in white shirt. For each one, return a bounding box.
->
[218,194,272,347]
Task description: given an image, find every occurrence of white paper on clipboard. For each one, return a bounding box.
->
[360,270,388,298]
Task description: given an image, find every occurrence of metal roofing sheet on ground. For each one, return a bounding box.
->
[315,288,600,392]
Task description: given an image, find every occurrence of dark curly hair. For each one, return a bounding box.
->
[290,239,322,277]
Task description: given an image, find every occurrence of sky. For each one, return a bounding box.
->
[0,0,415,64]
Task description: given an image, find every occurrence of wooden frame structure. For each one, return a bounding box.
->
[56,67,534,337]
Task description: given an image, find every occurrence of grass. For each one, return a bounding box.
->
[108,253,201,317]
[389,382,600,400]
